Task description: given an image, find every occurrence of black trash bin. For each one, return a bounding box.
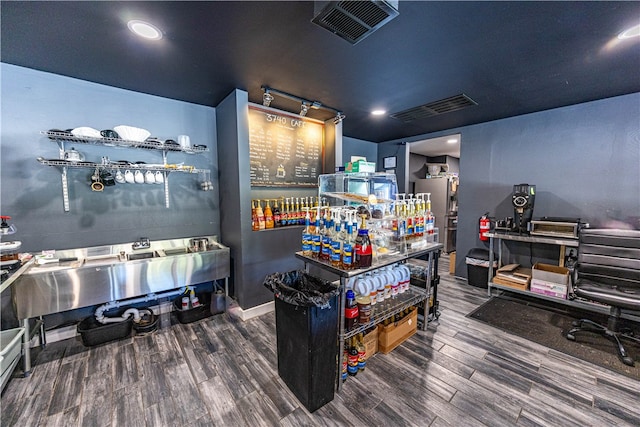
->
[264,270,340,413]
[465,248,497,288]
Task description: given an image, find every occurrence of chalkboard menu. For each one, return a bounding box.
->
[248,105,324,187]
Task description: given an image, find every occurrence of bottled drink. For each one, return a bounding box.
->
[341,213,355,270]
[264,199,274,229]
[330,211,342,267]
[426,193,435,235]
[272,199,281,228]
[415,196,425,237]
[345,289,358,330]
[406,197,414,238]
[251,200,259,231]
[301,208,312,256]
[356,333,366,372]
[347,337,359,377]
[311,207,322,258]
[321,209,333,261]
[281,198,290,227]
[256,199,266,230]
[354,215,372,268]
[342,349,348,382]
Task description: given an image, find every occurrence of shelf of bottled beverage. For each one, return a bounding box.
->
[342,285,427,339]
[295,242,440,277]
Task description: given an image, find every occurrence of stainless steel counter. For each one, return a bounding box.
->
[10,236,230,376]
[12,236,230,319]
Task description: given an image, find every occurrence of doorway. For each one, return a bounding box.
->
[408,134,460,253]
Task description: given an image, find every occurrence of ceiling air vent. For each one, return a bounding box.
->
[312,1,399,45]
[391,94,478,123]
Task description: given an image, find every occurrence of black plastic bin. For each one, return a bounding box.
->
[173,292,212,324]
[77,314,133,347]
[264,270,340,413]
[466,248,497,288]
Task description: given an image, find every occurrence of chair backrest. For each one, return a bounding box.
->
[578,229,640,288]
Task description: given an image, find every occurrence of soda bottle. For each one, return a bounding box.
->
[345,289,359,330]
[347,337,359,377]
[354,215,372,268]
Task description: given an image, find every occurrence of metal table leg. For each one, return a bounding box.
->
[22,318,31,377]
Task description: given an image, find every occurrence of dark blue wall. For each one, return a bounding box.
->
[0,64,220,251]
[395,93,640,276]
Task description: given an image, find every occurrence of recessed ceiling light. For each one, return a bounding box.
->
[618,24,640,40]
[127,20,163,40]
[371,110,386,116]
[447,138,458,143]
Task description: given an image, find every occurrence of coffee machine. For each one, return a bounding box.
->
[512,184,536,234]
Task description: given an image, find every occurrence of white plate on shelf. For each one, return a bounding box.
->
[71,127,101,138]
[114,125,151,142]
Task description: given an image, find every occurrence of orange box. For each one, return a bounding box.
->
[377,308,418,354]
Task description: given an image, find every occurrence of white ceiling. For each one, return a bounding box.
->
[409,134,461,158]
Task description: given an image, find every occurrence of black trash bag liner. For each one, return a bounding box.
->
[264,270,339,308]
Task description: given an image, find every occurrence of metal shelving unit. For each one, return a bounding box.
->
[39,131,210,211]
[487,231,640,322]
[295,242,442,392]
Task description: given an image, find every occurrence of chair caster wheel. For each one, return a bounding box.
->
[567,333,575,341]
[571,320,581,327]
[622,356,634,367]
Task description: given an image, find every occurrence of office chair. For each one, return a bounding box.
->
[566,228,640,366]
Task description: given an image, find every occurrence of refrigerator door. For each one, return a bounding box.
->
[415,177,458,252]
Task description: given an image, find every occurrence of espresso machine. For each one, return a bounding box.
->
[512,184,536,234]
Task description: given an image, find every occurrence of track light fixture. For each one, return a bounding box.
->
[261,85,344,122]
[263,91,274,107]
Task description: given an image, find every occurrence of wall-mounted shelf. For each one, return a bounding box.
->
[39,130,210,211]
[41,130,209,154]
[36,157,205,173]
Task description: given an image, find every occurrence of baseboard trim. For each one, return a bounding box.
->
[227,300,274,321]
[31,299,274,346]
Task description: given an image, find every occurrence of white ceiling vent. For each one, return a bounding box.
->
[312,1,399,45]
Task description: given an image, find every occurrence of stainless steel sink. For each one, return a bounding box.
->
[12,235,230,319]
[161,247,191,256]
[126,251,160,261]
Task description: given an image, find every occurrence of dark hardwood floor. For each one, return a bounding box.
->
[2,255,639,426]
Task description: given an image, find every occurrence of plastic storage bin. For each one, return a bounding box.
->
[173,292,212,324]
[264,270,340,412]
[77,316,133,347]
[466,248,496,288]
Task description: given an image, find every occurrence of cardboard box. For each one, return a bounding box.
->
[378,308,418,354]
[492,275,529,291]
[449,251,456,275]
[532,263,569,285]
[345,160,376,173]
[363,327,378,360]
[530,278,568,299]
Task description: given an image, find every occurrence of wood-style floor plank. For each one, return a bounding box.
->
[2,254,639,426]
